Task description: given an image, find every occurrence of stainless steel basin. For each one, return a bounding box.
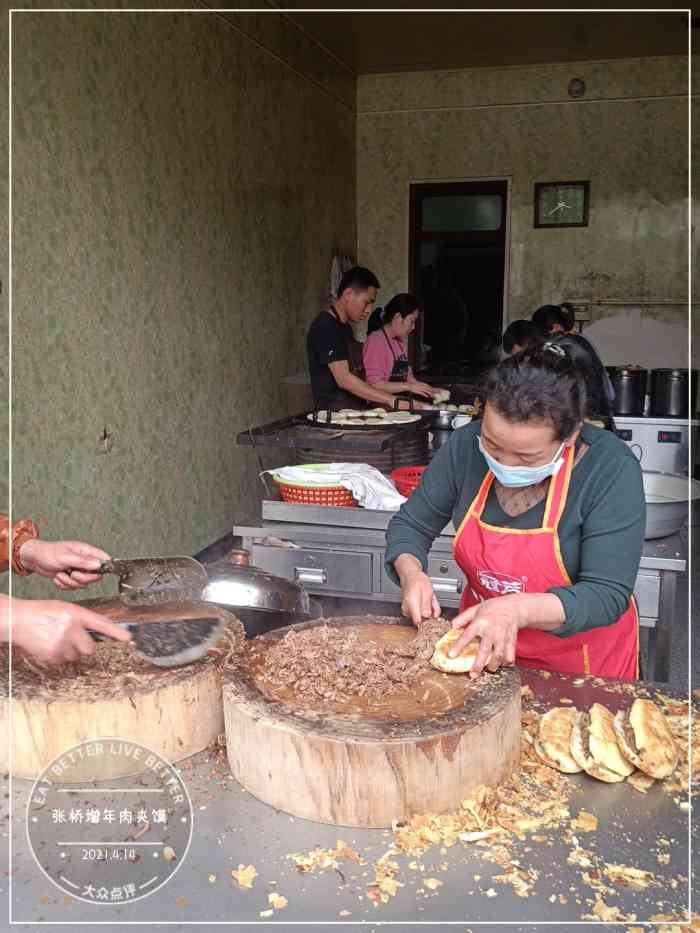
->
[643,471,700,539]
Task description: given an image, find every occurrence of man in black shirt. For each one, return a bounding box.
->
[306,266,425,410]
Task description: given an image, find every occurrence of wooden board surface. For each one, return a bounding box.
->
[0,597,235,781]
[224,616,521,827]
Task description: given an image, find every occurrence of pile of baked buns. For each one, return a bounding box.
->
[533,701,678,783]
[430,630,679,785]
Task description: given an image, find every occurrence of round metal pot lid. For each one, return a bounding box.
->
[202,559,311,616]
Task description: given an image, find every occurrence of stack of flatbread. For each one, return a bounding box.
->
[306,408,421,426]
[533,699,679,784]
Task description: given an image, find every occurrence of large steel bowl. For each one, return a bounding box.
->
[642,471,700,539]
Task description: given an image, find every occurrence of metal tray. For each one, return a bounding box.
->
[298,410,429,431]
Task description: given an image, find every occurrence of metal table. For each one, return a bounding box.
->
[237,501,687,683]
[3,669,693,927]
[236,412,429,452]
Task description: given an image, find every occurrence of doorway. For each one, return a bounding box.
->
[409,180,508,375]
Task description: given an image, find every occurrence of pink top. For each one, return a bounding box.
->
[363,329,414,384]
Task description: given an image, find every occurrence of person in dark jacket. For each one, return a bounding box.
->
[502,320,547,356]
[532,304,615,421]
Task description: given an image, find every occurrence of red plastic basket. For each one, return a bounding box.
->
[391,466,427,498]
[274,480,358,507]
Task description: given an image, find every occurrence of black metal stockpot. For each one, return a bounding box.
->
[606,366,647,416]
[650,369,699,418]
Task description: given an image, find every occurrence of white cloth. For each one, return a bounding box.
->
[264,463,407,511]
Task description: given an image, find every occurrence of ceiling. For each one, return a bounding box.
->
[272,7,690,75]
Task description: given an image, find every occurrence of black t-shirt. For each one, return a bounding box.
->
[306,310,353,406]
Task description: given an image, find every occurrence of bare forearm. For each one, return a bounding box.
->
[365,380,405,394]
[511,593,566,631]
[335,371,395,406]
[394,553,424,583]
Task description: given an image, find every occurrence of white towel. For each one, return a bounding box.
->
[264,463,407,511]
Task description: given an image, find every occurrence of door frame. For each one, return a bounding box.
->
[406,175,512,368]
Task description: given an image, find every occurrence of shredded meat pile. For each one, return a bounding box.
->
[255,618,451,707]
[0,619,244,702]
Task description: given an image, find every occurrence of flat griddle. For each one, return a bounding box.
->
[298,409,431,431]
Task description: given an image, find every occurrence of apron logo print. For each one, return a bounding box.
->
[477,569,525,595]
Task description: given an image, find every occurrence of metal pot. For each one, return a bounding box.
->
[607,366,647,416]
[650,369,699,419]
[201,550,312,619]
[423,409,455,430]
[643,470,700,539]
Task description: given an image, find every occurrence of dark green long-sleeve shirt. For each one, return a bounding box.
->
[385,421,646,637]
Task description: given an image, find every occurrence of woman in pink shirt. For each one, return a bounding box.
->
[363,294,440,400]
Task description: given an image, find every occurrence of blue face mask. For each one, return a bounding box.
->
[478,435,566,488]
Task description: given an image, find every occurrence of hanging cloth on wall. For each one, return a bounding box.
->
[329,252,355,305]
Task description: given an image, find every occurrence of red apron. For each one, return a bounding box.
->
[452,444,639,679]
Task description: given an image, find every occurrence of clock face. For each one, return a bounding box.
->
[535,182,589,228]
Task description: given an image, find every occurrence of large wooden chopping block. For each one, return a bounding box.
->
[224,617,521,827]
[0,598,229,781]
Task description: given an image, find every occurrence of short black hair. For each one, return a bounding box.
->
[502,319,547,354]
[532,304,568,332]
[484,345,587,441]
[337,266,380,297]
[558,302,576,331]
[383,293,420,323]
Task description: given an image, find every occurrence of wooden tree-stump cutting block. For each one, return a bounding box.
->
[224,617,521,827]
[0,598,243,781]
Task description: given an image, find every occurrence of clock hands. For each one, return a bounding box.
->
[548,200,571,216]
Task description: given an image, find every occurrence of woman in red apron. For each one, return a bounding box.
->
[387,344,644,681]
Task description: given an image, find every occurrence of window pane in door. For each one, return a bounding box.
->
[422,195,502,232]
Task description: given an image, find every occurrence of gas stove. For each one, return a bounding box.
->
[614,415,698,475]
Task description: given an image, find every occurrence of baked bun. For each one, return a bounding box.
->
[430,629,486,674]
[571,704,635,783]
[613,699,678,779]
[534,707,582,773]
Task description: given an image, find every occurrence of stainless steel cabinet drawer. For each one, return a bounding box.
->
[426,558,464,598]
[251,544,373,594]
[633,571,661,620]
[380,555,464,601]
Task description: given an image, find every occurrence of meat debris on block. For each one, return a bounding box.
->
[253,618,451,707]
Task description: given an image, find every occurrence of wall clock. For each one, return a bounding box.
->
[534,181,590,228]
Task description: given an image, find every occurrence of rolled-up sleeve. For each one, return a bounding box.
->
[547,454,646,636]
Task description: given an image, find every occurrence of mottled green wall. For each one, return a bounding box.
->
[5,9,355,598]
[357,56,690,337]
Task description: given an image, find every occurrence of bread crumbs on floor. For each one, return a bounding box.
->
[424,878,442,890]
[259,909,273,918]
[268,893,288,910]
[231,864,257,889]
[571,810,598,833]
[208,874,216,883]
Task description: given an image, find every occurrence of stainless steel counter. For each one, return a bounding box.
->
[4,669,693,926]
[236,501,687,683]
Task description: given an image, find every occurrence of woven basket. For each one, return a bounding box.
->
[274,480,358,508]
[391,466,427,498]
